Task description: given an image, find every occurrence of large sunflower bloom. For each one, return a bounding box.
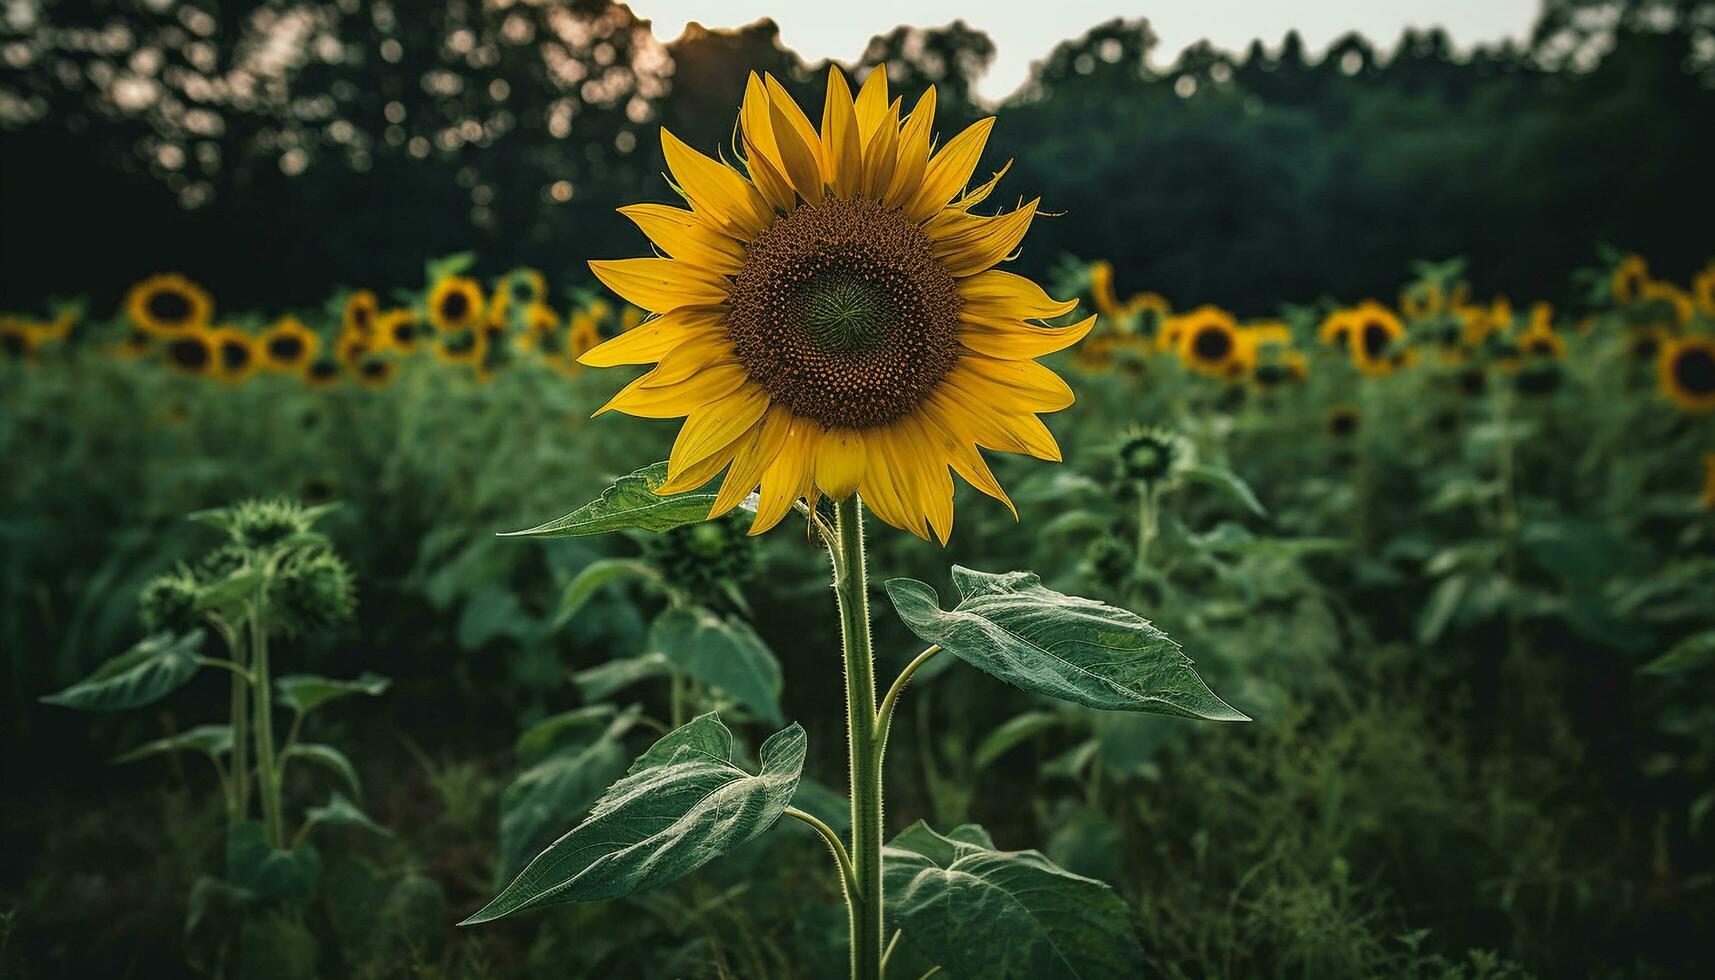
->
[127,274,212,336]
[1659,336,1715,413]
[577,66,1093,543]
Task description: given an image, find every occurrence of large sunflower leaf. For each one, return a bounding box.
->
[649,606,784,726]
[500,462,742,538]
[497,707,640,881]
[40,630,206,712]
[885,820,1144,980]
[460,713,805,925]
[883,566,1247,721]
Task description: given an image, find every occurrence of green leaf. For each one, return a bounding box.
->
[461,713,805,925]
[1417,575,1471,645]
[302,791,392,838]
[501,462,738,539]
[556,559,661,624]
[973,712,1061,771]
[227,821,321,907]
[514,704,620,764]
[113,724,233,764]
[649,607,784,726]
[885,821,1145,980]
[1642,630,1715,675]
[884,567,1247,722]
[498,707,639,880]
[1179,463,1266,516]
[286,743,363,799]
[275,672,391,714]
[573,652,672,701]
[41,631,207,712]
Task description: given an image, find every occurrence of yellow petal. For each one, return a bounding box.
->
[594,361,749,419]
[926,387,1062,461]
[711,403,791,517]
[894,417,955,543]
[929,199,1038,277]
[860,98,901,199]
[820,67,862,197]
[668,384,770,475]
[750,420,816,535]
[919,402,1017,518]
[883,87,935,211]
[813,427,866,499]
[618,204,744,275]
[907,116,994,221]
[768,95,825,203]
[738,74,796,212]
[578,308,724,367]
[956,356,1076,412]
[959,269,1079,320]
[661,128,773,237]
[853,66,891,143]
[589,257,728,313]
[640,328,738,387]
[654,442,737,495]
[959,314,1096,360]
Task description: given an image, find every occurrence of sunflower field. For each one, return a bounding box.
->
[4,4,1715,980]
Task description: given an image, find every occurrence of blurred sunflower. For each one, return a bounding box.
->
[1611,254,1648,303]
[117,328,153,359]
[1317,309,1354,348]
[1325,406,1360,438]
[260,316,319,373]
[1638,280,1694,330]
[1694,261,1715,316]
[525,303,560,334]
[1348,302,1406,376]
[209,327,260,383]
[1072,330,1125,374]
[429,276,485,333]
[1,317,35,360]
[336,330,372,369]
[1658,336,1715,412]
[1173,306,1241,376]
[354,354,397,388]
[434,327,485,367]
[161,329,217,377]
[303,357,341,388]
[377,309,423,354]
[343,289,379,337]
[1519,319,1564,360]
[1399,281,1443,320]
[34,310,77,342]
[578,65,1092,541]
[565,312,601,368]
[127,274,212,336]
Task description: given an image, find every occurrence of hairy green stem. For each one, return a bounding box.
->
[250,600,286,849]
[1135,483,1160,573]
[215,621,251,825]
[875,645,940,761]
[785,806,858,904]
[833,495,884,980]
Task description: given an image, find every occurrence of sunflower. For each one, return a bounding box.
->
[1519,320,1564,360]
[434,327,486,367]
[429,276,485,333]
[343,289,380,337]
[1346,301,1407,376]
[377,308,424,353]
[260,316,319,372]
[1694,261,1715,316]
[1317,309,1355,348]
[1325,407,1360,438]
[566,312,601,364]
[34,310,77,342]
[1072,330,1125,374]
[127,273,213,336]
[578,66,1092,542]
[209,326,260,383]
[1170,305,1240,376]
[354,354,397,388]
[336,330,372,369]
[1399,281,1443,321]
[0,317,35,360]
[525,303,560,334]
[1658,336,1715,412]
[1638,281,1694,330]
[1612,254,1648,304]
[117,328,154,359]
[161,328,217,376]
[303,356,341,388]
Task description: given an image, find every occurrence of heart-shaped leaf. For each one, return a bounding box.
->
[649,607,784,726]
[275,672,391,714]
[41,631,207,712]
[501,462,741,539]
[286,743,363,799]
[461,713,804,924]
[498,707,639,880]
[302,791,392,838]
[884,567,1246,721]
[227,821,321,907]
[885,821,1144,980]
[113,724,233,765]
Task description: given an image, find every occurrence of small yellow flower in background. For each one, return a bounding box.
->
[1346,301,1407,376]
[1694,260,1715,316]
[343,289,379,337]
[302,357,341,388]
[1317,308,1355,348]
[428,276,485,333]
[526,303,560,334]
[377,309,423,354]
[1171,306,1241,376]
[1519,305,1565,360]
[354,354,398,388]
[117,328,153,359]
[1658,335,1715,412]
[336,329,372,369]
[32,309,78,343]
[161,328,217,376]
[577,64,1093,543]
[127,274,212,336]
[209,327,260,384]
[1,316,37,360]
[1639,280,1694,330]
[434,327,486,367]
[1612,254,1648,304]
[1400,281,1444,320]
[260,316,319,372]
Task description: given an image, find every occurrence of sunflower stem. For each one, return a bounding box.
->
[214,619,251,827]
[1135,482,1160,573]
[832,495,885,980]
[249,597,286,850]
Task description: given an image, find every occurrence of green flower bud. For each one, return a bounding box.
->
[640,516,757,601]
[271,547,357,638]
[138,568,203,635]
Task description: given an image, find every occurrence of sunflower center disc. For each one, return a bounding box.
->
[147,291,192,324]
[1675,347,1715,395]
[725,197,962,429]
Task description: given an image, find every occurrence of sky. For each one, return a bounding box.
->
[627,1,1543,101]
